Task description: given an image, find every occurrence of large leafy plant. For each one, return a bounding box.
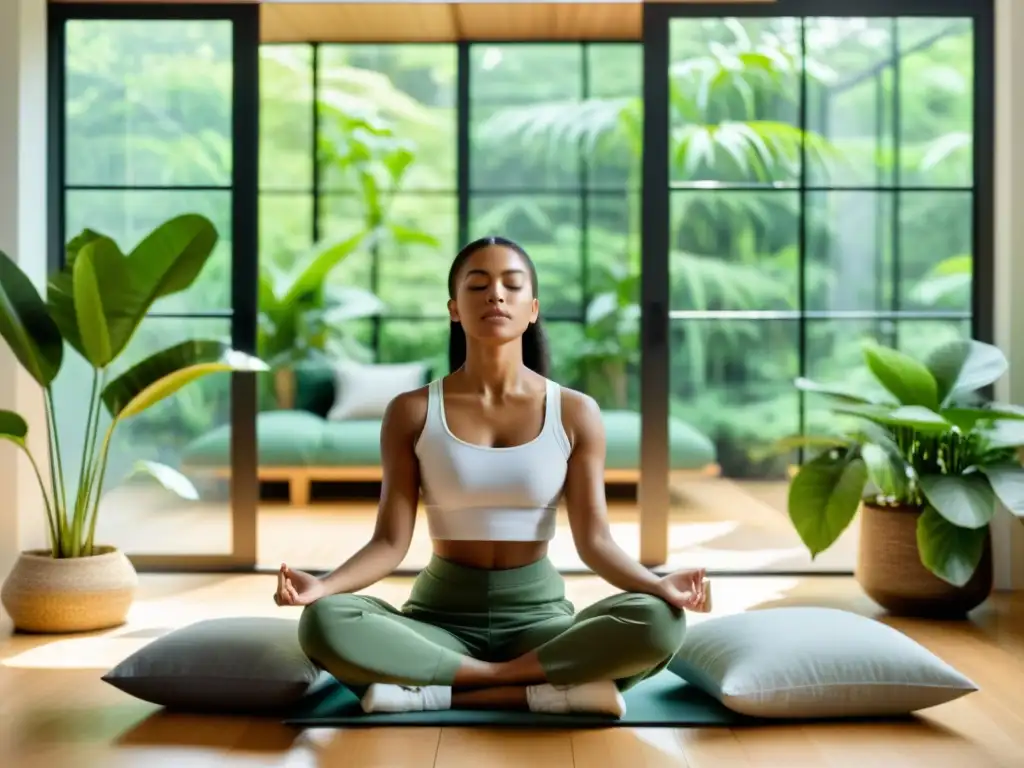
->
[785,339,1024,587]
[0,215,266,559]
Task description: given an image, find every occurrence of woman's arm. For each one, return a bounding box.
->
[316,390,425,596]
[562,391,670,596]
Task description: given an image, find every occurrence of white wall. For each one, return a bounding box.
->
[993,0,1024,591]
[0,0,48,634]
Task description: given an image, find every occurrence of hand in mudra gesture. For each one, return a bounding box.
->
[274,563,326,606]
[657,567,711,612]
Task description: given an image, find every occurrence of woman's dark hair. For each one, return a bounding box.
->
[447,236,550,377]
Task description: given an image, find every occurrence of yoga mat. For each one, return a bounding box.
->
[283,671,753,728]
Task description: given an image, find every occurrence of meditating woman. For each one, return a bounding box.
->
[274,236,709,718]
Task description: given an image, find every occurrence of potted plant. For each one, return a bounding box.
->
[0,214,267,634]
[783,338,1024,618]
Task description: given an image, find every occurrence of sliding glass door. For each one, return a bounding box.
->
[49,3,260,569]
[640,0,993,570]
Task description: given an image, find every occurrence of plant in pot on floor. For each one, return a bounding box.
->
[780,338,1024,618]
[0,214,267,634]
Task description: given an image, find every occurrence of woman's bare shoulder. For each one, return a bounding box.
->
[553,383,602,447]
[382,385,430,441]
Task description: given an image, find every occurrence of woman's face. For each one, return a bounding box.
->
[448,245,539,344]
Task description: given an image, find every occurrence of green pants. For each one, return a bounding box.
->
[298,555,687,692]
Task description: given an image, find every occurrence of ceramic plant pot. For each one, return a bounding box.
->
[1,546,138,633]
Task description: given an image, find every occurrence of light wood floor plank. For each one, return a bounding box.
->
[435,728,575,768]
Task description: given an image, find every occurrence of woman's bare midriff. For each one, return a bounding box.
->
[433,539,549,570]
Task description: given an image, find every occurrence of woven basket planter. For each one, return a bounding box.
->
[855,502,992,619]
[1,546,138,634]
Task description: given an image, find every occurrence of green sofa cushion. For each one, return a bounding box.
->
[181,409,716,472]
[602,410,716,470]
[181,410,326,467]
[316,420,386,465]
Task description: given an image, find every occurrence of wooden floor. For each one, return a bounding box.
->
[2,573,1022,767]
[94,475,859,572]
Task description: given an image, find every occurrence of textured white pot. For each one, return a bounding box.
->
[0,546,138,634]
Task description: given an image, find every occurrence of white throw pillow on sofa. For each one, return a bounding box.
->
[667,606,978,718]
[326,360,429,421]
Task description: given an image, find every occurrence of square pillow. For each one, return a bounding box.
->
[668,606,978,719]
[326,360,429,421]
[102,617,330,713]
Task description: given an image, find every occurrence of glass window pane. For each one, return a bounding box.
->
[470,44,582,103]
[588,44,641,99]
[260,193,314,270]
[670,191,799,312]
[668,18,801,186]
[805,190,894,313]
[61,318,234,555]
[899,191,972,313]
[896,319,972,359]
[65,20,233,188]
[805,18,896,187]
[584,45,641,191]
[64,190,232,313]
[671,318,799,479]
[377,194,458,317]
[260,45,314,191]
[469,45,583,192]
[898,18,973,188]
[379,319,449,378]
[318,194,375,290]
[318,44,457,193]
[468,194,583,319]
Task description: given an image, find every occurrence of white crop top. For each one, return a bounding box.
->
[414,377,572,541]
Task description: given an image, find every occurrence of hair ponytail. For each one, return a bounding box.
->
[447,236,551,377]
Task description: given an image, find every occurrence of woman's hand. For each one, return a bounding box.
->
[274,563,327,606]
[657,567,710,612]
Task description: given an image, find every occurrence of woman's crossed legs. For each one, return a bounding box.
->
[297,591,687,716]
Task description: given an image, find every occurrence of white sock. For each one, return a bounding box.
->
[525,681,627,718]
[360,683,453,713]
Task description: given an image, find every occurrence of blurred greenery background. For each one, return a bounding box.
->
[56,16,975,488]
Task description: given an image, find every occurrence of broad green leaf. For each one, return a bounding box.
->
[102,340,269,419]
[281,232,370,308]
[129,460,199,501]
[919,474,997,529]
[861,442,908,499]
[941,406,1024,433]
[127,213,219,299]
[926,339,1008,406]
[65,228,105,266]
[916,505,988,587]
[0,249,64,386]
[322,286,387,323]
[833,403,950,433]
[980,418,1024,449]
[72,240,113,367]
[979,465,1024,518]
[788,451,867,557]
[794,377,876,404]
[47,235,132,362]
[0,409,28,448]
[862,341,940,410]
